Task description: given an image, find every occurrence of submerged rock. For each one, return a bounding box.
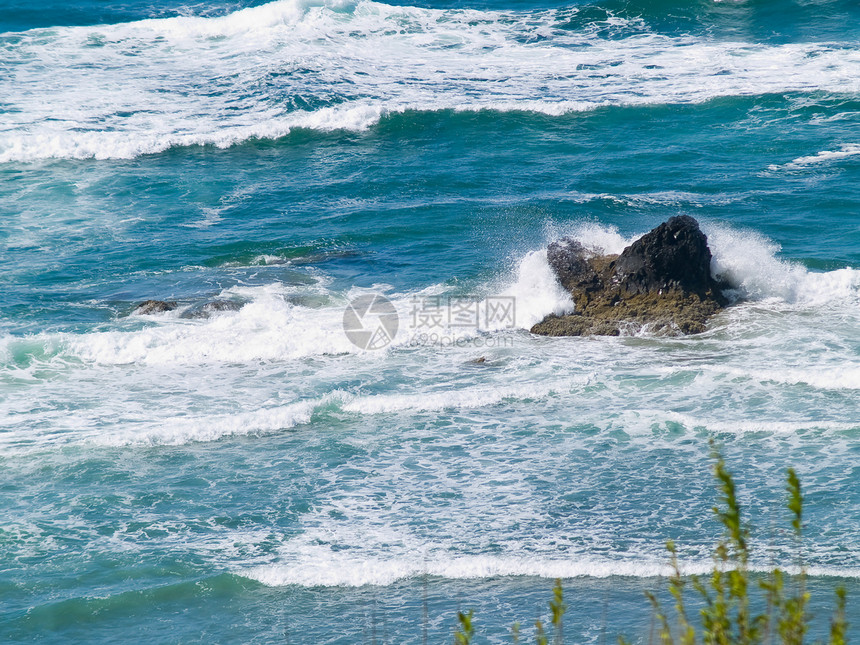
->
[132,298,245,319]
[202,300,243,314]
[532,215,727,336]
[133,300,177,315]
[180,300,244,319]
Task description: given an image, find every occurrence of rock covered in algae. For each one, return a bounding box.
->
[532,215,728,337]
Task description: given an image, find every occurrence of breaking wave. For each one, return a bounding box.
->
[3,0,860,161]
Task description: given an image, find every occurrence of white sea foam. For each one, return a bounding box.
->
[80,383,566,447]
[2,0,860,161]
[243,553,860,587]
[0,358,571,449]
[718,366,860,391]
[94,398,321,446]
[341,382,567,415]
[497,250,574,327]
[644,410,860,434]
[49,248,572,367]
[244,554,685,587]
[556,221,640,255]
[66,283,359,365]
[769,143,860,170]
[704,224,860,304]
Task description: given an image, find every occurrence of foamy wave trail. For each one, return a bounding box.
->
[769,143,860,170]
[245,555,685,587]
[77,383,565,447]
[65,283,362,365]
[93,399,322,447]
[340,382,565,415]
[3,0,860,161]
[243,554,860,587]
[713,366,860,391]
[36,251,568,367]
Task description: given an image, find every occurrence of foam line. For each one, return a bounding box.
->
[769,143,860,170]
[242,554,860,587]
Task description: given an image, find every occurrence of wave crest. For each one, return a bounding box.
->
[3,0,860,161]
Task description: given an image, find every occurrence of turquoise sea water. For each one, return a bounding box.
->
[2,0,860,642]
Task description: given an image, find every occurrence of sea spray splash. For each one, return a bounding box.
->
[546,220,860,305]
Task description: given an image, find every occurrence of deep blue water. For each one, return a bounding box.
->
[2,0,860,642]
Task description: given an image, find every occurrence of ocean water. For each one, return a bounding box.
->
[2,0,860,641]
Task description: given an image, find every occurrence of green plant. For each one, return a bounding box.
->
[535,619,548,645]
[831,587,848,645]
[550,578,567,645]
[455,609,475,645]
[646,451,847,645]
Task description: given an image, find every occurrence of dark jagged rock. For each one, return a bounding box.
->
[612,215,716,296]
[133,300,177,315]
[547,238,599,291]
[532,216,727,337]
